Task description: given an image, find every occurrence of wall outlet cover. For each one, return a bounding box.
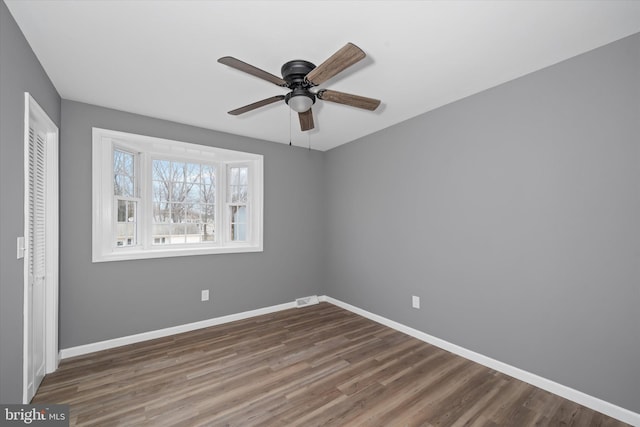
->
[412,295,420,309]
[201,290,210,301]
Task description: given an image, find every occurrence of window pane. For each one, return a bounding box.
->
[230,167,239,186]
[230,185,239,202]
[170,182,180,201]
[114,150,133,176]
[152,223,171,244]
[202,221,215,242]
[171,179,200,202]
[239,167,248,185]
[152,202,169,223]
[186,185,201,204]
[124,176,135,197]
[152,159,171,182]
[228,166,248,203]
[186,163,201,185]
[232,205,247,223]
[116,199,136,247]
[231,186,248,202]
[170,225,186,244]
[127,201,136,222]
[171,161,186,182]
[201,165,216,185]
[153,161,214,249]
[152,223,171,235]
[202,204,215,222]
[113,150,124,174]
[114,174,134,197]
[234,224,247,241]
[116,223,135,247]
[238,185,248,202]
[230,205,247,242]
[189,203,202,217]
[230,222,246,241]
[180,162,200,183]
[185,204,201,222]
[185,223,200,243]
[152,180,168,203]
[114,175,123,196]
[123,152,133,174]
[117,199,127,222]
[201,184,215,204]
[114,149,135,197]
[170,203,184,223]
[201,164,216,206]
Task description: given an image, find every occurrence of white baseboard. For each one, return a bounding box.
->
[58,296,639,425]
[319,295,639,426]
[59,301,296,359]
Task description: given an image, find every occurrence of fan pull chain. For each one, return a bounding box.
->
[308,132,311,151]
[289,108,292,146]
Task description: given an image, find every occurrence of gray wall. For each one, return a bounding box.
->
[0,0,61,403]
[59,100,325,348]
[2,0,638,414]
[325,33,640,412]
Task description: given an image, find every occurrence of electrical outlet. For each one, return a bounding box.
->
[201,290,209,301]
[412,295,420,309]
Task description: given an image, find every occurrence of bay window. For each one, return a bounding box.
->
[92,128,263,262]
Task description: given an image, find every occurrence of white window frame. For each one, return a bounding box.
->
[92,128,263,262]
[112,145,140,248]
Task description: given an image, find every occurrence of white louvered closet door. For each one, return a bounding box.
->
[27,125,47,399]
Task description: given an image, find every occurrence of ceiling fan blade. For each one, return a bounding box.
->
[218,56,287,87]
[317,90,380,111]
[305,43,366,86]
[298,109,314,131]
[228,95,285,115]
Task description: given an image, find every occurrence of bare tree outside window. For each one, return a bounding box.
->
[152,159,216,244]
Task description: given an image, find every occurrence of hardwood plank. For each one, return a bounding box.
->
[32,303,630,426]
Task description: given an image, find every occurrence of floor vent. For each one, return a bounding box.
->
[296,295,320,308]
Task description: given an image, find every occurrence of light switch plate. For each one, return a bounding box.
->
[17,237,25,259]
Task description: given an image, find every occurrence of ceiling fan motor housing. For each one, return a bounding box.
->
[282,60,317,110]
[281,60,316,86]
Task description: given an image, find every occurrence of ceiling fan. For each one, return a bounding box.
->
[218,43,381,132]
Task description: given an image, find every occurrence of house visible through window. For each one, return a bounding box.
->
[92,128,263,262]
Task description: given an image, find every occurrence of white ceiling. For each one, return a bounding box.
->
[6,1,640,151]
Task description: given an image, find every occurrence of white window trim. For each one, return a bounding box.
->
[92,128,263,262]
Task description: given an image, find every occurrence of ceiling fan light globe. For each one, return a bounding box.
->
[288,95,313,113]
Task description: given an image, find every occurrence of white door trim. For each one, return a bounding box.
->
[22,92,59,403]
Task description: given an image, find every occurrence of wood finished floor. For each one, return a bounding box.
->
[33,303,628,427]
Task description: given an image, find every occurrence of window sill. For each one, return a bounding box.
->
[92,243,263,263]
